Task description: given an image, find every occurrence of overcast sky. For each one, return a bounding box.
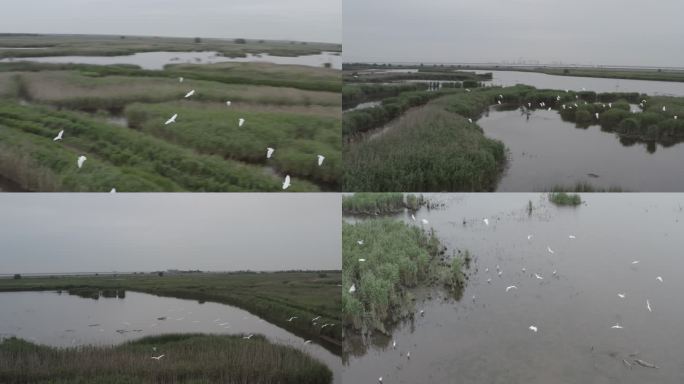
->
[0,194,340,274]
[344,0,684,67]
[0,0,341,43]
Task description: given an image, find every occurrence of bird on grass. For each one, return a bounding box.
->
[266,147,274,159]
[282,175,290,190]
[312,316,321,322]
[358,258,366,262]
[357,240,364,245]
[184,89,195,98]
[238,118,245,127]
[53,130,64,141]
[77,155,87,169]
[179,77,183,83]
[317,155,325,166]
[165,114,177,125]
[349,284,356,294]
[226,101,231,106]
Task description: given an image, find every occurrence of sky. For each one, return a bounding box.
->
[0,0,341,43]
[0,194,341,274]
[344,0,684,67]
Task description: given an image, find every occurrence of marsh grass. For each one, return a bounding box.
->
[341,193,425,215]
[0,333,333,384]
[549,192,582,206]
[343,83,428,110]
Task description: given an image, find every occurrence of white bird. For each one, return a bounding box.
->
[238,118,245,127]
[675,115,678,120]
[521,267,526,272]
[534,273,543,280]
[266,147,274,159]
[53,130,64,141]
[646,299,652,312]
[110,188,116,193]
[618,293,625,298]
[357,240,364,245]
[225,101,231,106]
[349,284,356,294]
[179,77,183,83]
[282,175,290,190]
[497,100,502,105]
[497,270,502,277]
[505,285,517,292]
[611,323,623,329]
[631,260,640,265]
[483,218,489,226]
[407,351,411,359]
[608,103,612,108]
[547,246,555,254]
[287,316,298,322]
[568,235,576,239]
[528,102,532,107]
[317,155,325,166]
[468,118,473,123]
[151,354,165,360]
[556,95,561,101]
[77,155,87,169]
[487,278,491,283]
[498,94,503,99]
[529,325,538,333]
[562,104,566,110]
[411,214,416,221]
[419,310,425,316]
[165,114,177,125]
[485,268,489,272]
[304,340,312,344]
[312,316,321,322]
[379,377,383,383]
[656,276,663,282]
[595,112,600,119]
[392,340,396,349]
[527,234,533,240]
[358,258,366,262]
[465,88,471,92]
[552,270,557,276]
[421,219,429,225]
[243,334,254,339]
[662,106,666,112]
[184,89,195,98]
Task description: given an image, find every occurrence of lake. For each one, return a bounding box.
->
[0,290,341,383]
[477,107,684,191]
[0,50,342,70]
[484,70,684,96]
[344,193,684,383]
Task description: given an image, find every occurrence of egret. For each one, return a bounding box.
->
[483,218,489,226]
[468,118,473,123]
[487,278,491,283]
[357,240,364,245]
[608,103,612,108]
[419,310,425,316]
[547,246,555,254]
[407,351,411,359]
[662,106,666,112]
[498,94,504,99]
[238,118,245,127]
[527,234,533,240]
[287,316,298,322]
[110,188,116,193]
[498,270,502,276]
[392,340,396,349]
[243,334,254,339]
[646,299,652,312]
[534,273,543,280]
[465,88,471,92]
[184,89,195,98]
[522,267,526,273]
[562,104,566,110]
[312,316,321,322]
[304,340,312,344]
[421,219,429,225]
[528,102,532,108]
[77,155,87,169]
[631,260,640,265]
[675,115,678,120]
[497,100,502,105]
[179,77,183,83]
[282,175,290,190]
[379,377,383,383]
[151,354,165,360]
[656,276,663,282]
[266,147,274,159]
[552,270,557,276]
[165,114,177,125]
[548,107,551,111]
[505,285,517,292]
[358,258,366,262]
[411,214,416,221]
[317,155,325,166]
[349,284,356,294]
[53,130,64,141]
[568,235,576,239]
[618,293,625,298]
[595,112,599,120]
[611,323,623,329]
[529,325,538,333]
[226,101,231,106]
[556,95,561,101]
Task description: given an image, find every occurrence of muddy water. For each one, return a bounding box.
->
[344,193,684,383]
[477,108,684,191]
[0,51,342,70]
[0,290,341,383]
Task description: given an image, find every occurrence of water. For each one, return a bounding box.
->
[0,290,341,383]
[477,107,684,191]
[344,193,684,384]
[485,70,684,96]
[0,51,342,70]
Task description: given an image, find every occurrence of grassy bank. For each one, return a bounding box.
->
[0,333,332,384]
[0,271,341,353]
[342,83,427,110]
[342,219,466,334]
[549,192,582,206]
[342,193,426,215]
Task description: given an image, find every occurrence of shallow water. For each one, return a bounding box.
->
[344,193,684,384]
[0,50,342,70]
[477,107,684,191]
[485,70,684,96]
[0,290,341,383]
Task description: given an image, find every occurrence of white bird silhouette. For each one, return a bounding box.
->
[77,155,87,169]
[179,77,183,83]
[392,340,396,349]
[407,351,410,359]
[357,240,364,245]
[304,340,312,344]
[487,278,491,283]
[349,284,356,294]
[568,235,576,239]
[317,155,325,166]
[358,259,366,262]
[243,334,254,339]
[527,234,533,240]
[238,118,245,127]
[468,118,473,123]
[53,130,64,141]
[611,323,623,329]
[595,112,599,120]
[529,325,538,333]
[534,273,543,280]
[505,285,517,292]
[266,147,274,159]
[312,316,321,322]
[547,246,555,254]
[656,276,663,282]
[411,214,416,221]
[618,293,625,298]
[631,260,640,265]
[646,299,652,312]
[662,106,666,112]
[184,89,195,98]
[282,175,290,190]
[675,115,678,120]
[465,88,471,92]
[287,316,298,322]
[522,267,526,273]
[483,218,489,226]
[497,270,502,276]
[498,94,503,99]
[151,354,165,360]
[226,101,231,106]
[165,114,177,125]
[378,377,383,383]
[421,219,429,225]
[110,188,116,193]
[497,100,502,105]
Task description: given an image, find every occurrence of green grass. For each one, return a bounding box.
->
[0,271,341,353]
[549,192,582,206]
[342,219,464,334]
[343,83,427,110]
[342,193,426,215]
[0,333,332,384]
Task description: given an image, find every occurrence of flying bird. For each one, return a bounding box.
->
[631,260,640,265]
[243,334,254,339]
[282,175,290,190]
[534,273,543,280]
[184,89,195,98]
[349,284,356,294]
[151,354,165,360]
[421,219,429,225]
[225,101,231,106]
[165,114,178,125]
[568,235,576,239]
[411,214,416,221]
[238,118,245,127]
[647,299,652,312]
[77,155,87,169]
[53,130,64,141]
[529,325,538,333]
[656,276,663,283]
[505,285,517,292]
[547,246,555,254]
[611,323,623,329]
[618,293,625,298]
[266,147,274,159]
[483,218,489,226]
[317,155,325,166]
[287,316,298,322]
[312,316,321,322]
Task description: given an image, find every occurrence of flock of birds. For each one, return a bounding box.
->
[50,76,328,191]
[350,211,668,383]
